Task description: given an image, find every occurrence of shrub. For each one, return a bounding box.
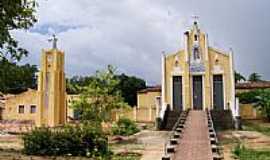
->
[233,144,270,160]
[112,118,140,136]
[236,90,260,104]
[23,124,111,158]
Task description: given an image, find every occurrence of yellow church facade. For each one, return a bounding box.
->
[135,21,238,125]
[161,21,235,112]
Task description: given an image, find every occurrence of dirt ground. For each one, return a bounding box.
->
[218,126,270,160]
[0,128,169,160]
[110,130,169,160]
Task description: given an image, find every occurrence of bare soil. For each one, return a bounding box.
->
[219,128,270,160]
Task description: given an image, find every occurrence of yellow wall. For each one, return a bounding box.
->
[2,91,77,123]
[236,88,263,120]
[137,91,161,109]
[163,23,233,110]
[240,103,262,119]
[3,89,37,121]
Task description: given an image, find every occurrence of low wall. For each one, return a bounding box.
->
[210,110,234,131]
[240,103,262,120]
[113,106,156,123]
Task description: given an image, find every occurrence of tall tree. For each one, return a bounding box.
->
[248,73,262,82]
[67,73,147,106]
[0,0,37,61]
[71,65,128,125]
[116,74,146,106]
[235,71,246,83]
[0,59,38,93]
[254,89,270,121]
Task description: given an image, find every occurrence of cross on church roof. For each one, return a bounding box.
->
[192,15,199,21]
[48,34,58,49]
[191,15,199,24]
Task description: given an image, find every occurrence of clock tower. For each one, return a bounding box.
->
[37,37,66,127]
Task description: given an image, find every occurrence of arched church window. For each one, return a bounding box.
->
[194,35,198,41]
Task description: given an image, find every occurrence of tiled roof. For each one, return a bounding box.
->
[137,82,270,93]
[236,82,270,89]
[137,85,161,93]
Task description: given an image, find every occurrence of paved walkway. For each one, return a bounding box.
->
[174,110,213,160]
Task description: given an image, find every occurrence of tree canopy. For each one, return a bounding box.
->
[71,65,128,125]
[254,89,270,121]
[0,0,37,61]
[0,59,38,94]
[66,72,146,106]
[248,73,262,82]
[235,71,246,83]
[115,73,146,106]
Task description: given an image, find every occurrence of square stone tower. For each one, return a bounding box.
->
[37,48,66,127]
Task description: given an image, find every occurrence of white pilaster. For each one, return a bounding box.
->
[229,49,236,116]
[205,34,209,61]
[184,32,189,62]
[161,53,166,106]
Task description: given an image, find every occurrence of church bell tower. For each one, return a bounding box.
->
[37,35,66,127]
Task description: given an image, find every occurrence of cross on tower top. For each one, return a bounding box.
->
[191,15,199,25]
[48,34,58,49]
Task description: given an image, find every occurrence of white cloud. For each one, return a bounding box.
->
[12,0,270,84]
[13,0,188,85]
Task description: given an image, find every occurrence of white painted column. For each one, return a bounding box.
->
[159,53,167,119]
[235,98,240,117]
[229,49,236,116]
[161,53,166,106]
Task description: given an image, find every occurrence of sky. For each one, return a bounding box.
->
[13,0,270,85]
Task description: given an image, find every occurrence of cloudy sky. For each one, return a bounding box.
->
[13,0,270,85]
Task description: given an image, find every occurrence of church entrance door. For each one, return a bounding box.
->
[173,76,182,111]
[193,76,203,110]
[213,75,224,110]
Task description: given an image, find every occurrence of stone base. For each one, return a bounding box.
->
[234,116,242,130]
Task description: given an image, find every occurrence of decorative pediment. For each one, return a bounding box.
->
[171,66,183,75]
[190,62,205,73]
[212,65,223,74]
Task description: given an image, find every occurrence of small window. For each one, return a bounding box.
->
[30,105,36,113]
[18,105,24,114]
[194,35,198,41]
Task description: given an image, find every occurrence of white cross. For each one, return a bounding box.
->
[48,34,58,49]
[192,15,199,23]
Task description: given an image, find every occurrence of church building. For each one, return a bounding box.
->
[160,21,235,112]
[136,21,238,126]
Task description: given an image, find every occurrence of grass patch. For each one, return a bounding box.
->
[243,121,270,136]
[233,144,270,160]
[112,152,141,160]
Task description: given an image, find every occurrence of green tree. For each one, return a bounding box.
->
[235,71,246,83]
[236,90,260,104]
[116,73,146,106]
[66,76,95,94]
[254,89,270,121]
[0,0,37,61]
[67,73,147,106]
[71,65,128,127]
[0,59,38,93]
[248,73,262,82]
